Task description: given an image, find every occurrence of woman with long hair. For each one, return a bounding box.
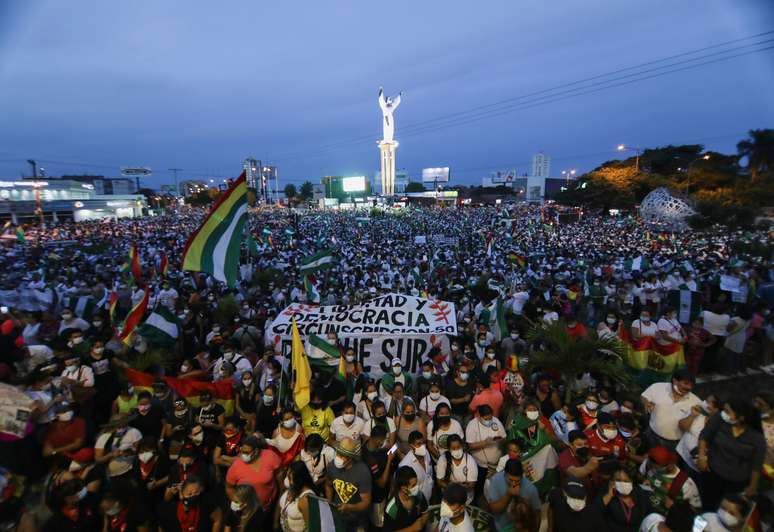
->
[224,484,263,532]
[426,402,463,460]
[276,461,316,532]
[382,465,429,532]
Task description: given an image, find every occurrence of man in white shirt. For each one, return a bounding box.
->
[60,354,95,389]
[211,345,252,382]
[438,483,475,532]
[330,402,365,443]
[58,309,90,335]
[465,405,506,486]
[641,369,701,450]
[398,430,434,502]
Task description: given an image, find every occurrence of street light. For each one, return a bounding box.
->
[561,169,576,186]
[617,144,642,172]
[683,153,711,194]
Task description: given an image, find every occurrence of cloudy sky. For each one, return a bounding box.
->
[1,0,773,187]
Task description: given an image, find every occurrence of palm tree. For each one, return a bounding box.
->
[737,129,774,180]
[526,320,637,404]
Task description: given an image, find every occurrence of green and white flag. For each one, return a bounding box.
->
[410,266,422,286]
[306,334,341,371]
[304,275,321,304]
[136,306,181,348]
[300,249,336,274]
[667,289,702,325]
[62,295,97,321]
[307,495,345,532]
[480,297,508,341]
[624,256,650,271]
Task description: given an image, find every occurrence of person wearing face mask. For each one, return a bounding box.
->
[507,401,560,499]
[187,424,213,462]
[485,458,542,531]
[427,403,464,460]
[85,340,119,425]
[577,391,601,430]
[436,483,474,532]
[501,328,527,357]
[379,358,414,400]
[414,360,436,404]
[58,308,90,336]
[99,487,152,532]
[468,367,504,419]
[361,425,397,528]
[467,404,506,499]
[169,476,223,532]
[325,437,372,530]
[330,402,366,444]
[112,381,138,416]
[397,430,434,501]
[445,365,474,423]
[435,434,478,504]
[362,400,398,449]
[132,436,170,519]
[299,433,336,489]
[547,477,604,532]
[698,397,766,509]
[235,370,258,431]
[394,401,426,458]
[599,468,654,532]
[675,394,719,481]
[382,466,430,532]
[558,430,601,490]
[641,369,701,451]
[699,494,751,532]
[752,391,774,479]
[418,380,449,422]
[657,306,686,346]
[42,478,100,532]
[550,404,580,445]
[194,391,225,445]
[585,412,628,463]
[276,462,315,532]
[42,403,87,458]
[61,353,96,408]
[266,410,304,467]
[214,344,252,383]
[254,385,280,437]
[94,413,142,469]
[300,391,335,442]
[597,312,623,340]
[214,417,244,482]
[631,309,659,340]
[130,391,165,442]
[640,446,702,514]
[224,483,263,532]
[356,382,379,421]
[226,436,282,513]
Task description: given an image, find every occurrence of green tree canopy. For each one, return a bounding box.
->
[405,182,426,192]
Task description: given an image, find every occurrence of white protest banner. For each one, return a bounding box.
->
[414,235,427,245]
[273,334,450,379]
[720,275,741,293]
[0,383,34,440]
[271,294,457,338]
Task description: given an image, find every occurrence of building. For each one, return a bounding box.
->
[60,175,136,195]
[532,152,551,178]
[178,180,208,197]
[243,158,260,189]
[0,178,146,223]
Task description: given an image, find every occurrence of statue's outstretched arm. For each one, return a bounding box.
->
[392,92,402,109]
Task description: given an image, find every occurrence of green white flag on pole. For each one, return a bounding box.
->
[300,249,336,274]
[306,334,341,371]
[624,256,650,271]
[136,306,181,348]
[304,274,321,304]
[307,495,346,532]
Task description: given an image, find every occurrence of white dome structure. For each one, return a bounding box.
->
[639,187,695,230]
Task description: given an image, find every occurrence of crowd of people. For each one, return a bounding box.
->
[0,203,772,532]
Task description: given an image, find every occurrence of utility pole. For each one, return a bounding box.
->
[27,159,37,178]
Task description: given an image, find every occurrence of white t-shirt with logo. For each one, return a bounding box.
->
[330,416,366,442]
[465,416,506,468]
[641,382,700,440]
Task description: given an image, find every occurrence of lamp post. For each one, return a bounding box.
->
[681,154,711,195]
[617,144,642,172]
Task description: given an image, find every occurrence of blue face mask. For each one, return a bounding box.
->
[481,418,493,427]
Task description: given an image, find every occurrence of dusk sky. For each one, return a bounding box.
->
[1,0,773,188]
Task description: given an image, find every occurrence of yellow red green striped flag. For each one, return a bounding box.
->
[181,172,248,287]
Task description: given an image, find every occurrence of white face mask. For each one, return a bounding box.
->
[61,314,73,321]
[566,496,586,511]
[717,508,739,528]
[615,481,633,495]
[526,410,540,421]
[68,461,83,472]
[58,411,74,422]
[408,484,420,497]
[720,411,737,425]
[606,317,616,325]
[283,476,291,489]
[343,414,355,424]
[223,351,234,361]
[333,455,347,469]
[429,392,441,401]
[345,355,355,362]
[367,391,378,401]
[451,449,464,460]
[585,400,598,411]
[440,501,456,518]
[230,501,244,512]
[414,444,427,457]
[620,406,632,414]
[282,419,297,429]
[192,433,204,444]
[93,321,102,328]
[392,366,402,375]
[603,428,618,440]
[139,451,154,463]
[486,351,496,359]
[241,453,253,463]
[459,372,469,382]
[242,378,252,387]
[510,333,519,339]
[422,371,432,380]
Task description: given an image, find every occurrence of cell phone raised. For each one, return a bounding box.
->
[387,443,398,455]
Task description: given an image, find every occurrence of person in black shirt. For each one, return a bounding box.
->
[547,477,606,532]
[131,391,165,441]
[165,398,195,460]
[597,467,654,532]
[213,417,244,482]
[254,385,280,437]
[317,370,347,416]
[445,365,473,421]
[362,424,396,529]
[193,391,225,445]
[133,436,169,527]
[225,483,263,532]
[168,475,223,532]
[86,339,119,426]
[383,465,429,532]
[99,488,152,532]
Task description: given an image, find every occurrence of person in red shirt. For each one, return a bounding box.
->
[566,314,588,339]
[43,403,87,458]
[558,430,601,493]
[468,367,504,419]
[584,412,627,461]
[577,391,600,430]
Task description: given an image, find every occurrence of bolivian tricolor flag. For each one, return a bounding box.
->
[129,243,142,284]
[508,253,526,268]
[181,172,248,287]
[623,335,686,386]
[119,287,149,345]
[159,254,168,280]
[126,368,235,415]
[108,290,118,324]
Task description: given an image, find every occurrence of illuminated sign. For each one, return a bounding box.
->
[120,167,152,176]
[74,201,84,208]
[342,176,366,192]
[106,201,129,207]
[81,184,94,190]
[421,167,450,183]
[0,181,49,187]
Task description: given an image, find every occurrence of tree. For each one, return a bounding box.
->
[284,184,297,200]
[404,182,426,192]
[737,128,774,180]
[299,181,314,200]
[526,320,635,404]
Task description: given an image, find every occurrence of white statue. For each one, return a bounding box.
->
[378,86,402,143]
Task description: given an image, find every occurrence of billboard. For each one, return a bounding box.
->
[120,167,152,176]
[422,167,450,183]
[342,176,366,192]
[491,170,517,183]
